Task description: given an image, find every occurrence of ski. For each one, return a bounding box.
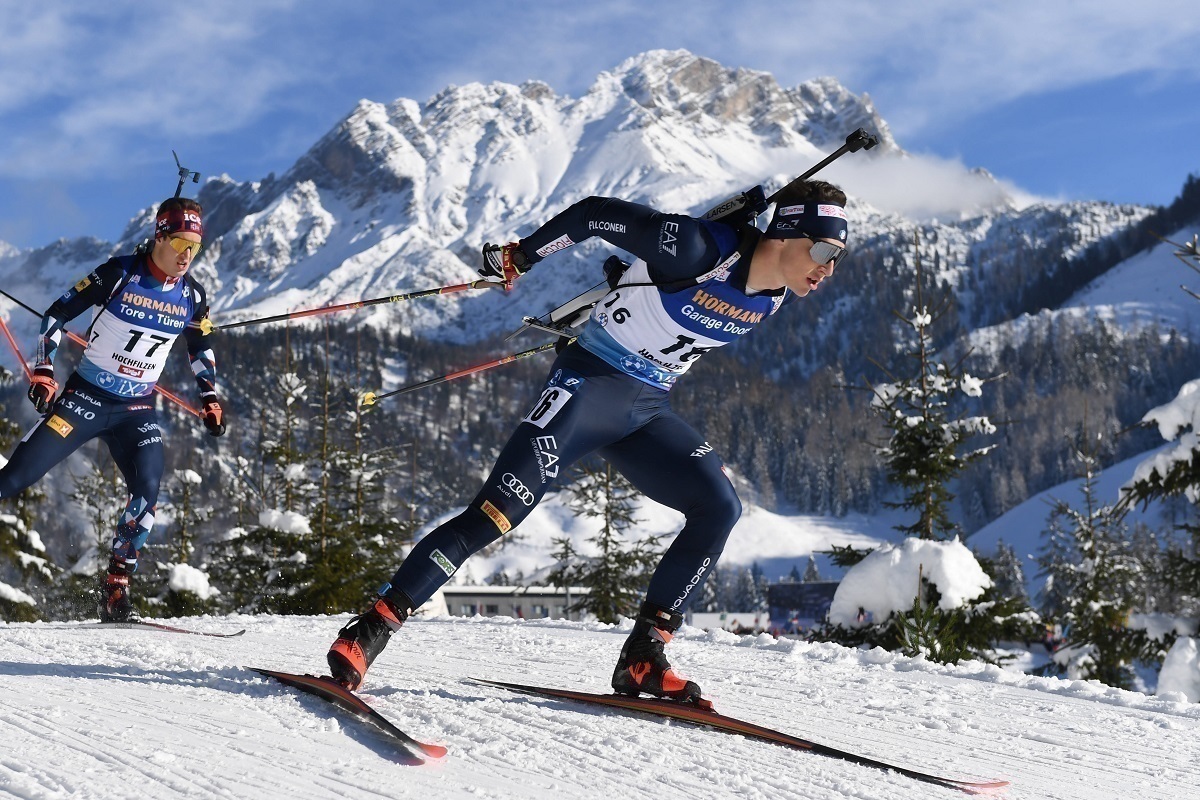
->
[473,678,1009,796]
[249,668,447,764]
[77,620,246,638]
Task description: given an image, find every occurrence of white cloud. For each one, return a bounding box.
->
[828,151,1043,221]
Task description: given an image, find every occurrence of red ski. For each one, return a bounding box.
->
[250,668,447,764]
[85,620,246,638]
[473,678,1008,795]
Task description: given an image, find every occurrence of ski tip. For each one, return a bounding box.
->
[418,742,449,760]
[951,778,1011,796]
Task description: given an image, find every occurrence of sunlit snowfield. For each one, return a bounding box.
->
[2,614,1196,799]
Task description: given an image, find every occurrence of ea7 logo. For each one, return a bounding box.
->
[690,442,714,458]
[659,221,679,256]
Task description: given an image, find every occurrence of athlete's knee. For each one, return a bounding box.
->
[693,477,741,533]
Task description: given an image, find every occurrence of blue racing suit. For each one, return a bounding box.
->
[0,253,218,573]
[387,197,791,613]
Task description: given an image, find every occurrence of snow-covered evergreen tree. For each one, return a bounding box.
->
[0,382,52,621]
[868,232,999,540]
[1038,435,1149,688]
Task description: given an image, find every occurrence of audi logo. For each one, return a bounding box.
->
[501,473,535,505]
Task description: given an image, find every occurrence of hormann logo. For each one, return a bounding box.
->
[480,499,512,533]
[588,221,627,234]
[429,548,457,577]
[120,292,188,317]
[672,557,712,610]
[690,289,765,324]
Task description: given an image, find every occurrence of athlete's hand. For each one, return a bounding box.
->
[27,367,58,414]
[202,397,226,437]
[480,242,531,290]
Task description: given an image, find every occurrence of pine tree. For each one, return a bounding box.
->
[801,555,821,583]
[867,232,1001,540]
[988,540,1030,605]
[149,468,218,618]
[564,460,661,623]
[0,382,53,621]
[48,450,125,619]
[1036,434,1148,688]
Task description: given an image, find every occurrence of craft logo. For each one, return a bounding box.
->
[429,549,457,577]
[46,415,74,438]
[480,500,512,533]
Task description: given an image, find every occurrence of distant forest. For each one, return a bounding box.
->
[1,174,1199,615]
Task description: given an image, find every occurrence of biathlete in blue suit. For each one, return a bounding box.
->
[328,180,850,701]
[0,197,227,622]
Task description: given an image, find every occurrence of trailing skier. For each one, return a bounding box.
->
[326,178,850,703]
[0,197,226,622]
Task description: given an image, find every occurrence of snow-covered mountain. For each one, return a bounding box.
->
[0,49,1150,347]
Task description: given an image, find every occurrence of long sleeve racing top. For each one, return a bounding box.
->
[36,254,218,402]
[518,196,790,390]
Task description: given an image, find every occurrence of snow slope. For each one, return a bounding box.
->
[1,615,1196,800]
[440,478,891,588]
[1064,223,1200,336]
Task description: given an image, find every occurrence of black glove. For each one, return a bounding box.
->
[202,397,226,437]
[27,367,58,414]
[480,242,531,290]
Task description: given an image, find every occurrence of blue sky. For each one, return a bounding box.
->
[1,1,1198,249]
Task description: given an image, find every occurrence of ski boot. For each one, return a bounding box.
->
[327,588,413,690]
[99,561,137,623]
[612,602,707,707]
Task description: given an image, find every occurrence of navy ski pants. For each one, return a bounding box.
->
[0,374,164,566]
[388,344,741,612]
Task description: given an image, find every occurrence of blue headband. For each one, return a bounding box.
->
[765,202,848,243]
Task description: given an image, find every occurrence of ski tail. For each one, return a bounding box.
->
[473,678,1008,795]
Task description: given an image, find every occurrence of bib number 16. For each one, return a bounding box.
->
[523,386,574,429]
